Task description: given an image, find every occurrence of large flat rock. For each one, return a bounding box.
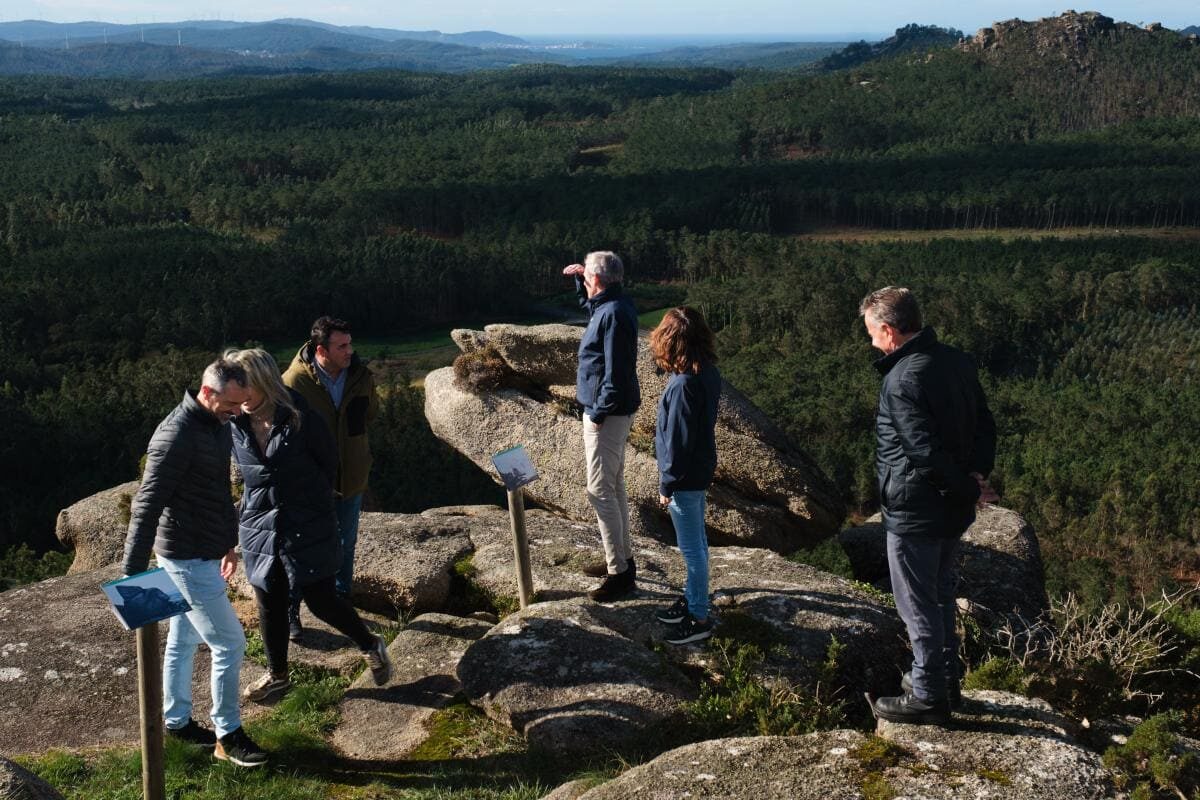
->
[563,693,1114,799]
[0,567,254,755]
[332,613,492,759]
[874,690,1116,799]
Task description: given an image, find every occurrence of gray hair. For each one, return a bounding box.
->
[201,358,248,393]
[859,286,923,334]
[584,251,624,285]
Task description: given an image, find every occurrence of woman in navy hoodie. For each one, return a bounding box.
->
[649,308,722,645]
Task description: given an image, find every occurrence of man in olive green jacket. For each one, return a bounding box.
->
[282,316,379,638]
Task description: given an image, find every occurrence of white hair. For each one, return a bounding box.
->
[584,251,624,285]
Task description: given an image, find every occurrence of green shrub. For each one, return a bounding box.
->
[963,656,1028,694]
[0,544,72,592]
[788,538,854,580]
[685,636,846,738]
[1103,712,1199,799]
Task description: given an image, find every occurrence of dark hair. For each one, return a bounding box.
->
[310,316,351,351]
[858,286,923,333]
[649,307,718,375]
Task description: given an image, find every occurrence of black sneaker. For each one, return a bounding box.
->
[588,566,636,602]
[362,635,392,686]
[288,609,304,643]
[214,726,268,767]
[872,692,951,725]
[901,670,962,710]
[664,615,714,645]
[165,718,215,747]
[626,558,636,582]
[655,596,689,625]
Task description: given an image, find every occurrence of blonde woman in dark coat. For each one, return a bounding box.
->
[226,348,390,702]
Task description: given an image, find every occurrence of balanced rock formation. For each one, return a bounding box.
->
[839,505,1049,625]
[426,323,844,552]
[554,691,1114,799]
[0,756,64,800]
[0,566,252,754]
[53,480,138,574]
[333,613,492,759]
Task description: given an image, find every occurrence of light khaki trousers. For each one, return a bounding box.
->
[583,414,634,575]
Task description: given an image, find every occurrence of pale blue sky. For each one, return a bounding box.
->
[2,1,1195,37]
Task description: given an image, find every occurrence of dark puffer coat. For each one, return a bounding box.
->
[874,327,997,538]
[123,390,238,576]
[231,390,341,591]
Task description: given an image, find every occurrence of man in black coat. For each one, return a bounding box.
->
[860,287,998,725]
[122,357,268,767]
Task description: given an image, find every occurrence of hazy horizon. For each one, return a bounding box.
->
[0,2,1195,38]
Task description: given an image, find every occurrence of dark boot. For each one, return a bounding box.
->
[588,565,636,602]
[872,692,950,725]
[902,670,962,710]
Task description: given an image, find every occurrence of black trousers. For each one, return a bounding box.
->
[252,558,374,675]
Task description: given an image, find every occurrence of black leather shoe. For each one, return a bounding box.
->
[872,692,951,725]
[901,671,962,710]
[589,566,636,602]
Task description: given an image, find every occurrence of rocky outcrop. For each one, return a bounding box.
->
[426,323,844,552]
[332,613,491,759]
[453,503,906,698]
[0,566,253,754]
[959,11,1194,66]
[553,691,1114,799]
[54,481,138,574]
[457,598,697,754]
[839,505,1049,625]
[0,756,63,799]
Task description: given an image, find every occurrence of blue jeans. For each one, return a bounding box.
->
[334,494,363,597]
[886,532,960,704]
[157,556,246,739]
[668,490,710,620]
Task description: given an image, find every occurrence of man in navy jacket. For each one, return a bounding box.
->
[563,251,641,601]
[861,286,997,725]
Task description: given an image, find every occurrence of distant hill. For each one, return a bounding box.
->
[0,18,528,52]
[269,19,525,47]
[818,23,962,71]
[1178,25,1199,36]
[610,41,843,70]
[0,38,558,78]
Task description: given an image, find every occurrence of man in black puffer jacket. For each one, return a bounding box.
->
[121,357,268,767]
[860,287,998,726]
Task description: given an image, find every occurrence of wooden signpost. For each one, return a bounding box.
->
[101,569,191,800]
[492,445,539,609]
[136,624,166,800]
